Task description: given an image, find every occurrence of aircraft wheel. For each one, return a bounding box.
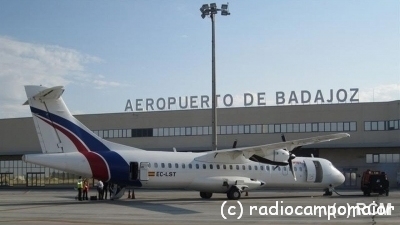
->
[200,192,213,199]
[227,187,241,200]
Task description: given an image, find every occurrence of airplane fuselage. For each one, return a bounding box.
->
[24,149,345,193]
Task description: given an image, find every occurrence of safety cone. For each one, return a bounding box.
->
[131,189,135,199]
[128,190,131,199]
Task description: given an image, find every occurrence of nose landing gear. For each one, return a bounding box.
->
[323,184,333,196]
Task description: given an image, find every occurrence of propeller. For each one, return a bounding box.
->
[232,139,237,148]
[247,135,300,181]
[281,134,297,181]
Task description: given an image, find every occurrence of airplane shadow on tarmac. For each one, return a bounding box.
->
[56,196,202,215]
[0,196,200,215]
[107,200,200,215]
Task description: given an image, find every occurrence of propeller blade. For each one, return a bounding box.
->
[232,139,237,148]
[281,133,286,142]
[282,133,296,181]
[288,156,297,181]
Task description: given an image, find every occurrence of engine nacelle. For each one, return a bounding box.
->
[263,149,290,164]
[188,176,265,193]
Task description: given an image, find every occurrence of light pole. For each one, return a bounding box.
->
[200,3,230,151]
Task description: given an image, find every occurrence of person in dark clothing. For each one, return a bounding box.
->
[109,183,114,199]
[103,182,109,199]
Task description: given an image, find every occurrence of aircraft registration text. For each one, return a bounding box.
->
[156,172,177,177]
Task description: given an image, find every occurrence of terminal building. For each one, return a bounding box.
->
[0,100,399,188]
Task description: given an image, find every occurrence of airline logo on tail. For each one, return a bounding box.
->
[25,85,133,183]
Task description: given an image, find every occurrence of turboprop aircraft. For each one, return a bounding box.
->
[22,85,349,200]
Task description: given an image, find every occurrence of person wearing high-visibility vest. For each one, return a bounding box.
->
[77,176,83,201]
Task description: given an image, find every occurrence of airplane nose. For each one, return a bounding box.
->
[331,171,345,186]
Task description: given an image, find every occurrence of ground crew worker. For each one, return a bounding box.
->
[77,176,83,201]
[97,180,104,200]
[83,179,89,200]
[103,182,109,200]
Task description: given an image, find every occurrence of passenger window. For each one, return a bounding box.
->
[294,167,297,171]
[148,163,151,168]
[283,167,287,171]
[260,165,264,170]
[175,163,179,168]
[248,165,252,170]
[210,164,213,169]
[161,163,165,168]
[196,164,199,169]
[278,167,281,171]
[236,165,239,170]
[182,163,186,169]
[229,165,233,170]
[299,167,302,171]
[189,164,192,169]
[154,163,158,168]
[216,164,220,169]
[203,164,206,169]
[254,165,258,170]
[168,163,172,168]
[242,165,246,170]
[223,164,226,169]
[266,166,270,171]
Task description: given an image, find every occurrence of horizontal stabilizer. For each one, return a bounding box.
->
[23,86,64,105]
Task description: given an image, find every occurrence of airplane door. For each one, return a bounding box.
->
[313,160,323,183]
[140,162,149,181]
[303,159,316,182]
[129,162,139,180]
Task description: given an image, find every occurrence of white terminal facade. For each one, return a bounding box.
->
[0,101,399,188]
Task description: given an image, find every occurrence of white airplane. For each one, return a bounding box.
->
[22,85,348,200]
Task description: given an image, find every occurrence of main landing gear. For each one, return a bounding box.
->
[227,187,241,200]
[199,187,242,200]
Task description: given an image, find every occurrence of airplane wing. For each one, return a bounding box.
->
[194,133,350,163]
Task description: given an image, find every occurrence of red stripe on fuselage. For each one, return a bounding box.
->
[36,115,109,181]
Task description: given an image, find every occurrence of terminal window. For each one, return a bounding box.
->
[366,153,400,163]
[95,120,359,139]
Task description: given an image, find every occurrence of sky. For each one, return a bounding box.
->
[0,0,399,118]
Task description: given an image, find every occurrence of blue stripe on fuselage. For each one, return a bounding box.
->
[30,107,142,186]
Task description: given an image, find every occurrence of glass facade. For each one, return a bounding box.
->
[364,120,400,131]
[366,154,400,164]
[0,159,79,187]
[93,121,358,139]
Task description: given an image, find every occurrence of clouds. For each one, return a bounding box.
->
[0,36,121,118]
[359,84,400,102]
[0,34,399,119]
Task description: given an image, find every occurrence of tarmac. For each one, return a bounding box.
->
[0,189,399,225]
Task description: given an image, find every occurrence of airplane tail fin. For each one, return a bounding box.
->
[24,85,135,154]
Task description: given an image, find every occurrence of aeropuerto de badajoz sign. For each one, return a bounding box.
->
[124,88,359,112]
